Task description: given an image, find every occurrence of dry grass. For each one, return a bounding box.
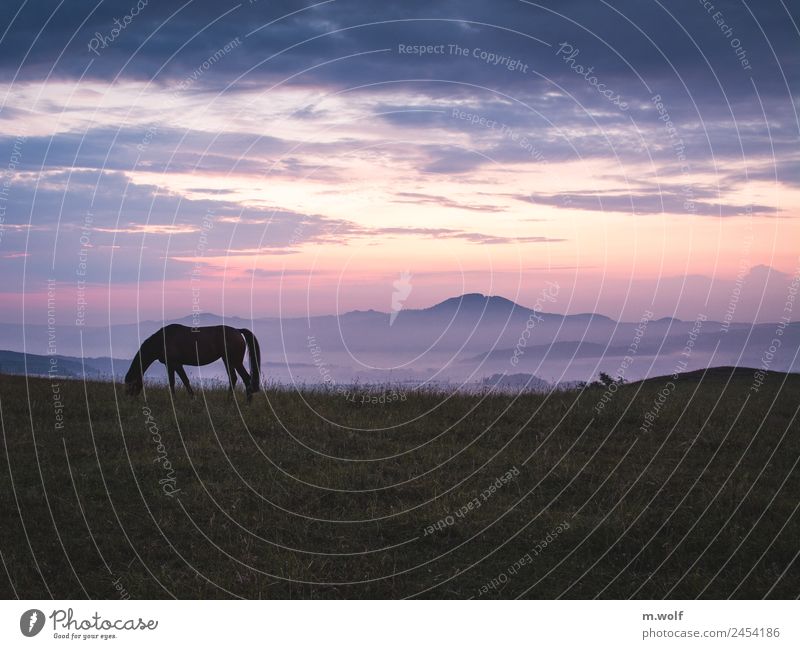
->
[1,368,798,599]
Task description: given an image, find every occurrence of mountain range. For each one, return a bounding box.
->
[1,293,796,387]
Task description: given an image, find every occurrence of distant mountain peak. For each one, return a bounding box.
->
[568,312,614,321]
[427,293,523,312]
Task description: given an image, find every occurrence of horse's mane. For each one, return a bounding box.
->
[126,328,164,380]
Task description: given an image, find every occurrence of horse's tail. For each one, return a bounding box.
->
[239,328,261,393]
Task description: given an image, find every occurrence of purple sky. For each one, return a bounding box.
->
[0,0,798,325]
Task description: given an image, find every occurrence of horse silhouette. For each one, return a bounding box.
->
[124,324,261,401]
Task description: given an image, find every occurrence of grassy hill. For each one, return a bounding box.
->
[0,368,798,599]
[0,349,123,379]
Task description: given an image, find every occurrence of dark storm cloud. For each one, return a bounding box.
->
[2,1,796,104]
[0,0,797,220]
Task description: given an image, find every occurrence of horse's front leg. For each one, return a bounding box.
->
[223,360,237,398]
[176,365,194,397]
[167,364,176,396]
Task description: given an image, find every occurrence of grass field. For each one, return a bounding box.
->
[1,367,798,599]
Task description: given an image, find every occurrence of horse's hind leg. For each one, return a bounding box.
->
[175,365,194,397]
[235,364,252,402]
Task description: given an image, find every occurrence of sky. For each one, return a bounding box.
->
[0,0,798,325]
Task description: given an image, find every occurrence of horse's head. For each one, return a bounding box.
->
[125,378,143,396]
[124,365,143,396]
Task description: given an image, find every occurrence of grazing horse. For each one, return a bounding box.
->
[124,324,261,401]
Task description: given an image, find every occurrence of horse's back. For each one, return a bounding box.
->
[162,323,191,336]
[161,324,230,339]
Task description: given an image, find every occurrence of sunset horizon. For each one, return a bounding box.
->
[1,2,798,328]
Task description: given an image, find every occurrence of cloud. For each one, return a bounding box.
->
[391,191,506,212]
[2,1,796,110]
[0,168,368,285]
[367,226,562,245]
[525,190,776,218]
[0,0,797,324]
